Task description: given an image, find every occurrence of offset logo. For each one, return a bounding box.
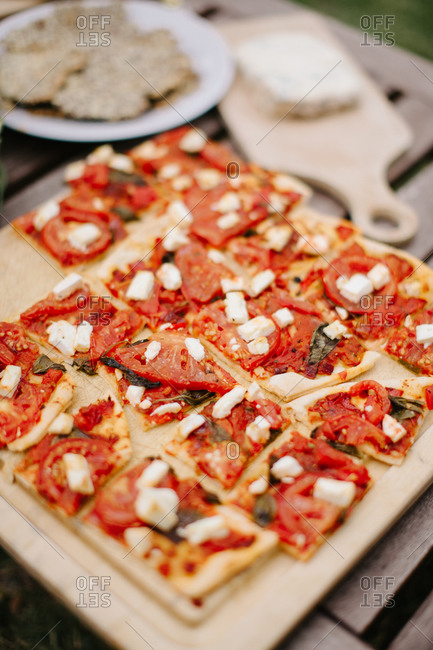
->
[76,576,111,608]
[360,576,395,608]
[76,14,111,47]
[360,15,395,47]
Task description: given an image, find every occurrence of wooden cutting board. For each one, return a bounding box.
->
[218,12,418,245]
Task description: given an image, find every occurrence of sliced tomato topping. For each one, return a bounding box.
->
[425,386,433,410]
[0,322,39,374]
[349,380,391,425]
[175,242,227,303]
[310,392,362,420]
[385,309,433,375]
[74,397,115,433]
[41,213,113,266]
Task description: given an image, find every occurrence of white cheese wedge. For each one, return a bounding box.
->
[336,273,373,303]
[87,144,114,164]
[367,263,390,290]
[139,398,152,411]
[225,291,249,324]
[93,197,105,211]
[313,477,356,508]
[145,341,161,361]
[246,416,271,444]
[34,200,60,231]
[248,477,268,495]
[296,234,329,255]
[273,307,294,328]
[124,527,153,555]
[382,413,407,443]
[267,192,287,215]
[74,320,93,353]
[179,128,207,153]
[159,163,181,180]
[133,141,168,160]
[126,271,154,301]
[207,248,226,264]
[248,269,276,297]
[217,211,241,230]
[162,229,189,252]
[272,174,295,192]
[263,225,292,251]
[177,515,229,545]
[0,365,21,398]
[47,320,77,356]
[237,316,275,342]
[221,277,244,293]
[176,413,206,441]
[416,324,433,347]
[156,263,182,291]
[168,200,192,224]
[335,306,349,320]
[64,160,85,182]
[212,385,246,419]
[271,455,303,479]
[135,487,179,531]
[67,223,102,252]
[109,154,134,173]
[213,192,241,213]
[323,321,348,340]
[125,385,145,406]
[402,280,422,297]
[248,337,269,355]
[63,453,94,495]
[195,168,221,190]
[171,174,193,191]
[136,460,170,488]
[48,412,74,435]
[53,273,84,300]
[185,337,205,362]
[151,402,182,416]
[246,381,265,402]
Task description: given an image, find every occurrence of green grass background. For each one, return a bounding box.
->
[1,1,431,649]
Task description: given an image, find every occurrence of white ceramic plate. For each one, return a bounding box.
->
[0,0,234,141]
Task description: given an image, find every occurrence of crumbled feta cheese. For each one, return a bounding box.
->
[177,515,229,545]
[207,249,226,264]
[48,412,74,435]
[217,211,241,230]
[248,269,275,297]
[34,200,60,231]
[93,197,105,211]
[336,273,373,303]
[175,413,206,440]
[63,453,94,494]
[212,385,246,419]
[139,398,152,411]
[156,263,182,291]
[247,337,269,355]
[237,316,275,342]
[159,163,182,180]
[67,223,102,252]
[313,477,356,508]
[404,315,413,328]
[145,341,161,361]
[263,225,292,251]
[402,280,422,297]
[416,324,433,347]
[248,477,268,495]
[221,276,244,293]
[0,365,21,398]
[114,368,123,381]
[185,337,205,362]
[86,144,114,164]
[109,153,134,173]
[135,487,179,531]
[47,320,77,356]
[151,402,182,416]
[271,455,303,479]
[179,128,207,153]
[133,141,168,160]
[335,306,349,320]
[195,168,222,190]
[272,174,295,192]
[124,527,152,554]
[162,228,189,252]
[225,291,249,324]
[367,263,390,290]
[126,385,145,406]
[273,307,294,328]
[64,160,85,182]
[126,271,154,301]
[246,381,265,402]
[74,320,93,353]
[213,192,241,213]
[382,413,407,443]
[53,273,84,300]
[246,416,271,444]
[323,321,348,340]
[296,234,329,255]
[171,174,193,191]
[136,460,170,488]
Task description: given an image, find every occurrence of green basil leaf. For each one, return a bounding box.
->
[33,355,66,375]
[208,421,232,443]
[100,356,161,389]
[112,206,139,222]
[327,440,362,458]
[72,357,97,376]
[108,169,145,186]
[397,359,421,375]
[253,493,276,527]
[389,395,424,421]
[308,324,339,367]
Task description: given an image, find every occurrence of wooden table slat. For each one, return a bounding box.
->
[279,611,370,650]
[389,588,433,650]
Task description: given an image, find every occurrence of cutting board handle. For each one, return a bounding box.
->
[347,175,418,245]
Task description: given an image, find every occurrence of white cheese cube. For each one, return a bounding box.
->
[207,248,226,264]
[402,280,422,297]
[382,413,407,443]
[367,263,390,290]
[246,416,271,444]
[124,527,153,555]
[212,385,246,419]
[133,141,168,160]
[185,337,206,362]
[64,160,85,182]
[156,263,182,291]
[272,174,295,192]
[248,337,269,355]
[179,128,207,153]
[48,412,74,435]
[162,229,189,252]
[246,381,265,402]
[166,200,190,223]
[225,291,249,324]
[416,324,433,347]
[135,487,179,531]
[263,225,292,251]
[176,413,206,440]
[195,168,222,190]
[93,198,105,211]
[74,320,93,353]
[136,460,170,488]
[177,515,229,545]
[336,273,373,303]
[126,385,145,406]
[213,192,241,213]
[151,402,182,416]
[109,154,134,173]
[267,192,287,214]
[34,200,60,231]
[159,163,181,180]
[86,144,114,164]
[67,223,102,252]
[248,477,268,495]
[126,271,154,301]
[313,477,356,508]
[145,341,161,361]
[335,306,349,320]
[271,455,303,479]
[323,321,348,340]
[217,211,241,230]
[47,320,77,356]
[237,316,275,342]
[221,276,244,293]
[138,398,152,411]
[63,453,94,495]
[172,174,193,191]
[0,365,21,398]
[296,234,329,255]
[273,307,294,328]
[248,269,275,297]
[53,273,84,300]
